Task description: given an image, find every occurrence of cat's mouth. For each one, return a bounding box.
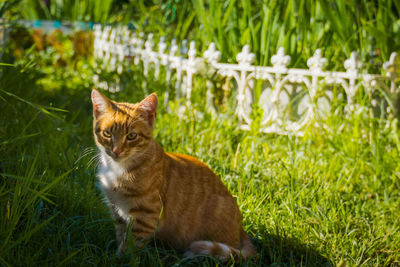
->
[107,150,125,161]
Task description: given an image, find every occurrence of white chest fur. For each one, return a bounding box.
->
[97,152,132,223]
[98,152,125,189]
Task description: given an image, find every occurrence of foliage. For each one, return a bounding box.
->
[15,0,115,23]
[1,41,400,265]
[4,0,400,70]
[1,1,400,266]
[114,0,400,71]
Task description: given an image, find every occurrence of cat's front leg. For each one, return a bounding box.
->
[115,214,156,252]
[115,218,128,256]
[129,210,160,247]
[110,205,129,256]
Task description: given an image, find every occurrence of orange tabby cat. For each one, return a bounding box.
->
[91,89,257,261]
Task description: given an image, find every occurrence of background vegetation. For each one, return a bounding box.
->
[1,0,400,266]
[3,0,400,68]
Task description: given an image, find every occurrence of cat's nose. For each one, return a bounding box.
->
[112,147,122,157]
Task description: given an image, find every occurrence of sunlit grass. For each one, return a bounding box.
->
[8,0,400,70]
[125,0,400,70]
[2,1,400,265]
[1,60,399,266]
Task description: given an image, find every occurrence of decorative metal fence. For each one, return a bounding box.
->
[94,25,399,135]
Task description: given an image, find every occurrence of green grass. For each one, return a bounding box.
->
[122,0,400,70]
[6,0,400,70]
[1,1,400,265]
[1,53,400,267]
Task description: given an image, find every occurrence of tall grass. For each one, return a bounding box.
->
[1,51,400,265]
[115,0,400,70]
[1,1,400,266]
[12,0,115,23]
[11,1,400,69]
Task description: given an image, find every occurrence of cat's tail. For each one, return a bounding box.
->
[184,229,257,262]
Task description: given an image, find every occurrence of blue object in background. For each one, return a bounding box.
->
[53,21,62,29]
[33,20,42,28]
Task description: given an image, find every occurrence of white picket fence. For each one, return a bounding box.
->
[93,25,399,135]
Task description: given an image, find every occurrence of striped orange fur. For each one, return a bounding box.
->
[91,89,257,261]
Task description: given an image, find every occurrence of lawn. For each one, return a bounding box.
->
[1,1,400,266]
[1,55,399,266]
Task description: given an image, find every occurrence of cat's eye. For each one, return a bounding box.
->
[126,132,137,141]
[102,130,112,138]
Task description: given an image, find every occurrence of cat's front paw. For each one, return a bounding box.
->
[116,241,127,257]
[116,247,124,258]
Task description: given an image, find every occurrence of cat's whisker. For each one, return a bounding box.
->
[83,147,95,153]
[81,147,96,156]
[87,153,101,169]
[75,147,97,164]
[88,154,100,166]
[88,160,99,170]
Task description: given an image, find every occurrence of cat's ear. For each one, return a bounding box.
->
[91,89,111,117]
[139,93,158,126]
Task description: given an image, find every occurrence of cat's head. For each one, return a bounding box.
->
[91,89,157,163]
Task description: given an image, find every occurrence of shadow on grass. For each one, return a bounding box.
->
[111,232,332,267]
[251,233,332,267]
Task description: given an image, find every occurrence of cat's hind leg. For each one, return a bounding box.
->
[183,195,257,262]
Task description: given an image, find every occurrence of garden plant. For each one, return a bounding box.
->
[1,0,400,266]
